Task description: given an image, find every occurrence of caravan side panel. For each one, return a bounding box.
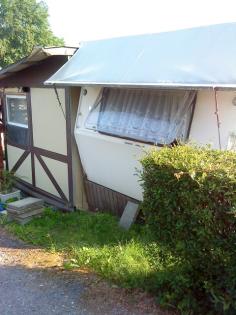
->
[75,88,236,210]
[75,87,152,202]
[190,90,236,149]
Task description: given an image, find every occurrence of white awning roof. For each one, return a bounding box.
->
[46,23,236,89]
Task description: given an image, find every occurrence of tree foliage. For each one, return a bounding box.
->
[0,0,64,68]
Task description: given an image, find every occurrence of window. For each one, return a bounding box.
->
[85,94,102,130]
[85,88,196,145]
[6,95,29,146]
[6,95,28,128]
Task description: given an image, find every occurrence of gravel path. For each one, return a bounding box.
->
[0,228,90,315]
[0,227,172,315]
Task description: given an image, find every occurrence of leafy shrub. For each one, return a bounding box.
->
[140,145,236,314]
[0,170,17,194]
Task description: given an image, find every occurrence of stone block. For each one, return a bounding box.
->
[119,201,139,230]
[7,197,44,210]
[6,197,44,225]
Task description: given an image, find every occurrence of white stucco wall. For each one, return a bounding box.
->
[7,145,32,184]
[31,88,67,155]
[30,88,69,199]
[75,87,236,201]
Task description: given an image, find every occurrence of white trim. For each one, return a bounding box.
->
[6,95,26,99]
[45,81,236,90]
[6,94,28,128]
[75,127,150,149]
[7,122,28,129]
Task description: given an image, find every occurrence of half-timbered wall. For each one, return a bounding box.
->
[4,87,74,210]
[0,55,87,211]
[30,88,70,203]
[7,145,32,184]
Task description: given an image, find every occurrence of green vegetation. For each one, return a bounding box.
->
[140,145,236,314]
[0,0,64,68]
[0,170,17,194]
[3,144,236,314]
[3,209,171,290]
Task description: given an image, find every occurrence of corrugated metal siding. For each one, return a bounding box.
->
[85,180,138,217]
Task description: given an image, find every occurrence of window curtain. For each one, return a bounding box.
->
[95,88,196,144]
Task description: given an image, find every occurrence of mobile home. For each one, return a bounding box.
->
[46,23,236,215]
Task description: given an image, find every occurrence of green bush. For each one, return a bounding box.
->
[140,145,236,314]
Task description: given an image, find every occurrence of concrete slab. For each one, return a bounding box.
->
[7,204,44,215]
[7,197,44,210]
[119,201,139,230]
[8,207,44,219]
[7,197,44,225]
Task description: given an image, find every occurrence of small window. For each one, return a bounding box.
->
[85,102,101,130]
[85,88,196,145]
[6,94,29,146]
[6,95,28,128]
[84,90,103,130]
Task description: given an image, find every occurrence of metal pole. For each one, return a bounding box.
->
[213,87,222,150]
[53,84,66,120]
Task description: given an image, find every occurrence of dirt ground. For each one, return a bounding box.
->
[0,227,173,315]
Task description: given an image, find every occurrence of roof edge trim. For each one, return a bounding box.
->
[44,80,236,90]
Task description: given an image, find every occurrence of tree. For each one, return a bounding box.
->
[0,0,64,68]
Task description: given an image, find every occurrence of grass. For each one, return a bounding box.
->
[1,208,171,291]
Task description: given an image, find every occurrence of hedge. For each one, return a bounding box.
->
[140,145,236,315]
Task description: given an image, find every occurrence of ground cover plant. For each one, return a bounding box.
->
[3,209,173,293]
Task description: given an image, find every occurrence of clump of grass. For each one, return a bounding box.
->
[4,208,168,290]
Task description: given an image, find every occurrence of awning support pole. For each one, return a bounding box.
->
[213,87,222,150]
[53,84,66,120]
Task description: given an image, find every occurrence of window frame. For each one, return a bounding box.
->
[6,94,28,129]
[85,88,196,146]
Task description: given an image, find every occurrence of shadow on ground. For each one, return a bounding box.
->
[0,226,174,315]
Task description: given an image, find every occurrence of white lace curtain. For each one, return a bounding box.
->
[87,88,196,144]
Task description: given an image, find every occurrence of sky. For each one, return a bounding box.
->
[45,0,236,46]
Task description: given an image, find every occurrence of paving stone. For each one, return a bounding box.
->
[8,207,44,219]
[7,204,44,215]
[6,197,44,225]
[7,197,44,211]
